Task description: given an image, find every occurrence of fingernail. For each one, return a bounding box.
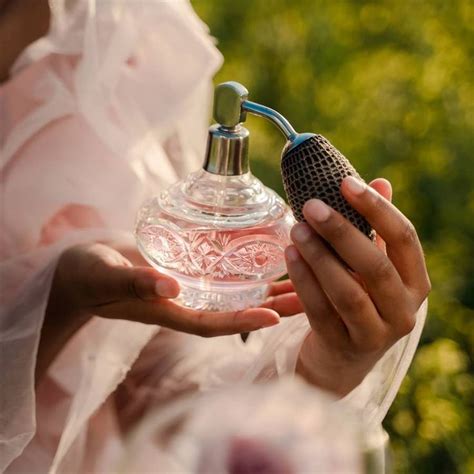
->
[155,280,176,298]
[306,199,331,222]
[285,245,301,263]
[260,314,280,328]
[344,176,366,195]
[292,223,313,243]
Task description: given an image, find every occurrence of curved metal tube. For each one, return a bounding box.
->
[242,100,298,141]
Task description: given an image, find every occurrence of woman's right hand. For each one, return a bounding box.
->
[38,242,281,382]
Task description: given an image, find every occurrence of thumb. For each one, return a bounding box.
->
[90,264,180,304]
[110,266,180,301]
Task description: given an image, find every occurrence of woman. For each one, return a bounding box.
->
[0,0,430,472]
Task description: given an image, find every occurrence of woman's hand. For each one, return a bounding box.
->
[38,242,281,382]
[52,242,281,334]
[285,177,431,396]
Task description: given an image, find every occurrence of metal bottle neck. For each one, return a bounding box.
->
[203,124,250,176]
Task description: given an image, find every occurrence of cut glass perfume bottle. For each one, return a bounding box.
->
[137,80,371,311]
[136,83,295,311]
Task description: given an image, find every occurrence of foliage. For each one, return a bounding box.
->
[192,0,474,472]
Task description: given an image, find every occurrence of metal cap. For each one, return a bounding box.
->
[203,124,249,175]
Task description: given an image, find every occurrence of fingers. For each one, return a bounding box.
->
[100,299,280,337]
[64,243,282,337]
[261,291,304,316]
[266,279,294,297]
[284,245,350,341]
[302,199,408,325]
[368,178,392,202]
[341,176,430,297]
[164,304,280,337]
[262,279,302,316]
[290,225,386,344]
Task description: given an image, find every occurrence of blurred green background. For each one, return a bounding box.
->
[192,0,473,472]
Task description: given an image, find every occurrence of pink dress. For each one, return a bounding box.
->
[0,1,427,472]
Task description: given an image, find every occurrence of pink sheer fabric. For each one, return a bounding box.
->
[118,379,366,473]
[0,1,427,472]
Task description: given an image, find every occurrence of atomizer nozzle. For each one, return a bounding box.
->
[213,81,298,140]
[204,82,313,176]
[213,81,249,128]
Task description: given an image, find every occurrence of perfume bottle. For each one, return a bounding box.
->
[136,81,371,311]
[135,83,295,311]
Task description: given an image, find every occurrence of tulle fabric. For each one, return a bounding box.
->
[0,0,427,472]
[118,378,366,473]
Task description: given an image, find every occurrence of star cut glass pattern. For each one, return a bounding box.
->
[135,169,295,311]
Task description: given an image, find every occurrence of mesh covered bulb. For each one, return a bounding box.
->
[281,135,375,240]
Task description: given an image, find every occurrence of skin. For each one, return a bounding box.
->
[38,242,283,383]
[287,177,431,396]
[0,0,50,81]
[39,176,430,397]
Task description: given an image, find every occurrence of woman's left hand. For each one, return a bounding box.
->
[269,177,430,396]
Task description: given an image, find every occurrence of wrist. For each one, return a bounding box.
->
[296,333,371,398]
[36,262,91,384]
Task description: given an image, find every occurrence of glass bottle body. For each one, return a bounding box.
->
[135,170,294,311]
